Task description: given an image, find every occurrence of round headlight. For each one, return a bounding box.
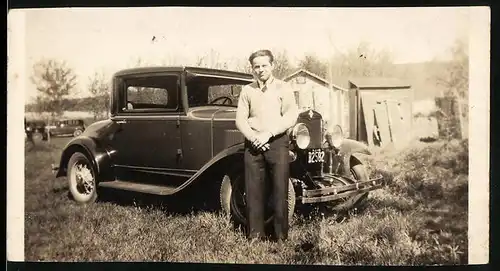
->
[292,123,310,149]
[331,125,344,148]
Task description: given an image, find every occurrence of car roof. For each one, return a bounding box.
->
[113,66,254,81]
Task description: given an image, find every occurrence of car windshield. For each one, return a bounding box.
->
[186,76,249,108]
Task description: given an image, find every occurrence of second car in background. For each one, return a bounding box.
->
[47,119,86,137]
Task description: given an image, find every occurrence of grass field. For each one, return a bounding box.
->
[24,136,468,264]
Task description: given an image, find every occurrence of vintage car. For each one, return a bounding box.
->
[47,119,86,137]
[25,119,48,141]
[52,66,385,225]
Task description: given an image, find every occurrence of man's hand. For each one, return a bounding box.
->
[252,131,273,150]
[259,143,270,152]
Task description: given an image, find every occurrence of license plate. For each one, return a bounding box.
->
[307,149,325,164]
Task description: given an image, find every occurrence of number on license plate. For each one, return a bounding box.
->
[308,149,325,164]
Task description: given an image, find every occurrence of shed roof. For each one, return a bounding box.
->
[349,77,411,89]
[283,69,348,92]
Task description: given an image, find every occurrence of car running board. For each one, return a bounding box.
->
[98,180,178,196]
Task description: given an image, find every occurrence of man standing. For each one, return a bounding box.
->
[235,49,299,241]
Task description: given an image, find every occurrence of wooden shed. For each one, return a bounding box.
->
[283,69,350,135]
[348,77,414,149]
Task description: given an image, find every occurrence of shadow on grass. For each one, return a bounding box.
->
[25,140,53,153]
[419,137,438,143]
[93,185,352,231]
[94,185,219,216]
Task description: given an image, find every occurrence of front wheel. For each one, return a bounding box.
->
[326,155,369,212]
[219,168,295,226]
[67,152,98,204]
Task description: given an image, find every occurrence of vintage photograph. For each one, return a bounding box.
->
[7,6,490,264]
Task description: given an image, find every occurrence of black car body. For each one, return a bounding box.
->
[52,66,386,225]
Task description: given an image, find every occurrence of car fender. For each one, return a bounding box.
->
[338,138,371,174]
[56,136,113,181]
[339,138,371,156]
[177,143,244,191]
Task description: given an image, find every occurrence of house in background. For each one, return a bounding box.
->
[283,69,350,136]
[348,77,414,149]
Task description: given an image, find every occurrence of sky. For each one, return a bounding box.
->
[20,7,471,103]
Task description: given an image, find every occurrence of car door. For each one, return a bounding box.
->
[51,121,62,136]
[61,120,74,135]
[110,73,183,176]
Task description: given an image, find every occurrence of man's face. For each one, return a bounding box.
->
[251,55,274,82]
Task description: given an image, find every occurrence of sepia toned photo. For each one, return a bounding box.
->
[7,6,490,265]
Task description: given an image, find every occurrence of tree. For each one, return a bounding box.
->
[195,49,229,69]
[128,57,148,68]
[298,53,328,79]
[272,49,295,80]
[161,54,182,66]
[87,71,111,120]
[435,38,469,101]
[434,38,469,138]
[30,59,77,117]
[326,40,396,81]
[233,57,253,74]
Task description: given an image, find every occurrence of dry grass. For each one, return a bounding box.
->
[24,136,468,264]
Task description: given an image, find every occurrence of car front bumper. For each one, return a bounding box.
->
[299,174,386,204]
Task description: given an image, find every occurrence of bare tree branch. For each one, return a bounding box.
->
[298,53,328,79]
[326,41,396,80]
[434,38,469,101]
[271,49,294,79]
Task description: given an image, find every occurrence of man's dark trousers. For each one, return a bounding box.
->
[244,133,289,241]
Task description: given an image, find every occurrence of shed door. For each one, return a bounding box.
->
[358,93,391,148]
[386,101,411,148]
[359,90,412,149]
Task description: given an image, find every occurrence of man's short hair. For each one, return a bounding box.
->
[248,49,274,65]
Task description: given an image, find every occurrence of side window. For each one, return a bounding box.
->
[208,84,243,105]
[122,75,179,112]
[127,86,169,106]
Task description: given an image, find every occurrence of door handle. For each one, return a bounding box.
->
[115,120,127,124]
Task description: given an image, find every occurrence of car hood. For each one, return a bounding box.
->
[188,106,237,121]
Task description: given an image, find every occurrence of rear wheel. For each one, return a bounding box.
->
[219,165,295,226]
